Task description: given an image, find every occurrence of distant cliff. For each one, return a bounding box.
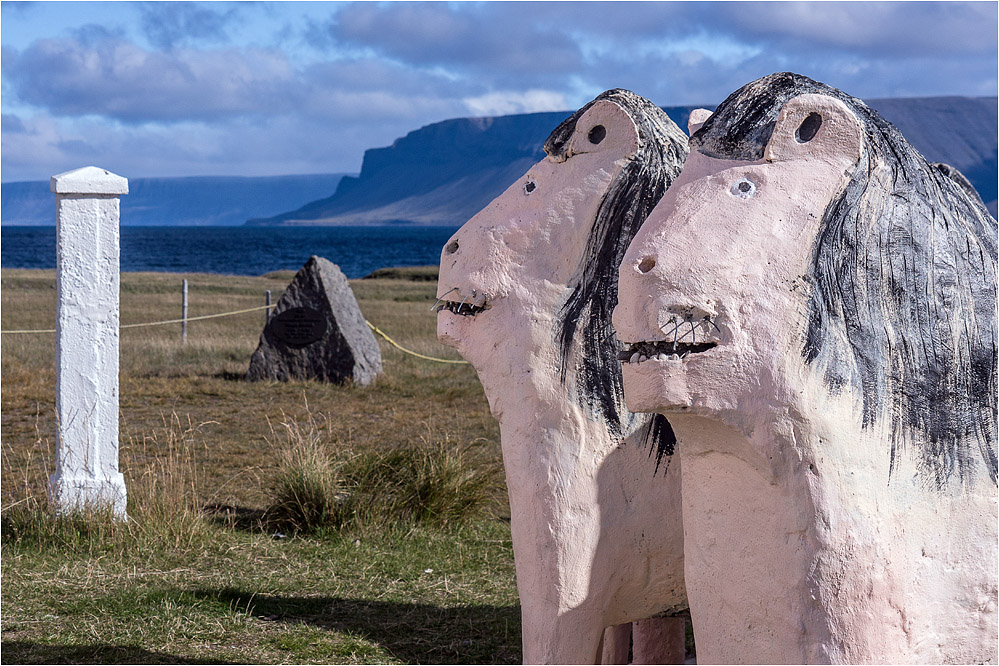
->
[247,107,704,226]
[249,97,998,226]
[867,96,997,211]
[2,173,345,226]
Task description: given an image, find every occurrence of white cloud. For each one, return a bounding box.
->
[462,90,570,117]
[1,1,995,181]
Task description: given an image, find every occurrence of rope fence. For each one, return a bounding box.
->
[1,302,468,365]
[365,320,468,365]
[0,304,276,335]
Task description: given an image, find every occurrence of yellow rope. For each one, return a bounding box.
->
[1,304,276,334]
[1,306,469,367]
[365,320,469,365]
[121,304,274,328]
[0,327,56,334]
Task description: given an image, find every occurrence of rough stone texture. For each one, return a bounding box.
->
[615,74,997,664]
[600,624,631,665]
[49,166,128,518]
[437,90,689,664]
[246,256,381,385]
[632,617,686,665]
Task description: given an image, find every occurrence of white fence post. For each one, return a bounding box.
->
[182,279,188,344]
[49,166,128,518]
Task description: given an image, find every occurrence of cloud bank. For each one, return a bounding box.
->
[2,1,995,181]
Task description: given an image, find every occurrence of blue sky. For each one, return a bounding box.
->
[2,1,996,182]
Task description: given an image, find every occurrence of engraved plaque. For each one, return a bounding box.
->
[270,307,328,347]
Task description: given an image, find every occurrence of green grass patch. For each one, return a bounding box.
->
[361,265,438,282]
[2,267,516,664]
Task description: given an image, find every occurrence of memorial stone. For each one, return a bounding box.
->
[247,256,381,385]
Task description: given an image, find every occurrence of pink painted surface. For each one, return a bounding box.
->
[614,93,998,663]
[438,95,687,663]
[633,616,686,665]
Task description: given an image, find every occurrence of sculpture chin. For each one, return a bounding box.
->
[621,359,693,414]
[436,309,465,351]
[436,307,486,354]
[620,346,747,419]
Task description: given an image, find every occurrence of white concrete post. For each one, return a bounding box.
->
[182,279,188,344]
[49,166,128,518]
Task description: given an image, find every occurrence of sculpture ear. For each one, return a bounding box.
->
[565,99,640,159]
[764,93,863,168]
[687,108,712,135]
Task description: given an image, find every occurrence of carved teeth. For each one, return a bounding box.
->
[619,338,718,362]
[437,289,489,317]
[430,286,459,311]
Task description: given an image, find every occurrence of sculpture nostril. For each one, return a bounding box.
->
[638,256,656,273]
[445,239,459,255]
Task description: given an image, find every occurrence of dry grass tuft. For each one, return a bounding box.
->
[267,408,345,531]
[266,406,500,533]
[123,413,218,548]
[1,412,217,553]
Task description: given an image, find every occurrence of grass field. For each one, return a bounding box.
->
[1,266,520,664]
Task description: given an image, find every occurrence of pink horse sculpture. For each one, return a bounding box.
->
[437,90,690,663]
[615,72,998,664]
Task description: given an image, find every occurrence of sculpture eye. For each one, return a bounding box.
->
[588,125,606,145]
[524,180,537,195]
[796,113,822,143]
[731,178,756,199]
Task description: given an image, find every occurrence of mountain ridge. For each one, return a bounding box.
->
[2,173,347,226]
[249,96,998,225]
[3,97,994,228]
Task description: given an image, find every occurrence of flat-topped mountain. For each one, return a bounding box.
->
[4,98,993,229]
[249,97,998,226]
[246,107,704,226]
[2,173,346,226]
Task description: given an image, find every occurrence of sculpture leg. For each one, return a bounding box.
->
[600,623,632,664]
[632,616,686,664]
[520,601,607,664]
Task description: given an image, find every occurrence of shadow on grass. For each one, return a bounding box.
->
[202,502,270,532]
[197,586,522,665]
[0,640,231,665]
[212,370,246,382]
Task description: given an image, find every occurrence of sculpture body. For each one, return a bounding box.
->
[437,90,689,663]
[614,72,998,664]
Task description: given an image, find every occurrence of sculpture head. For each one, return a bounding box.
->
[437,89,687,461]
[614,72,998,488]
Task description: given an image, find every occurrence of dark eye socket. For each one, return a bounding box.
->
[796,113,822,143]
[731,177,757,198]
[524,180,537,194]
[588,125,606,145]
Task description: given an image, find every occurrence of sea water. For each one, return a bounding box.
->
[1,225,459,278]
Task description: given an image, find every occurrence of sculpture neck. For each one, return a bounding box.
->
[668,413,830,664]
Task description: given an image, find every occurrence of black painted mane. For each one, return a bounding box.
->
[695,72,998,488]
[545,89,689,471]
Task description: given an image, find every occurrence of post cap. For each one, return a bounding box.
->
[51,167,128,195]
